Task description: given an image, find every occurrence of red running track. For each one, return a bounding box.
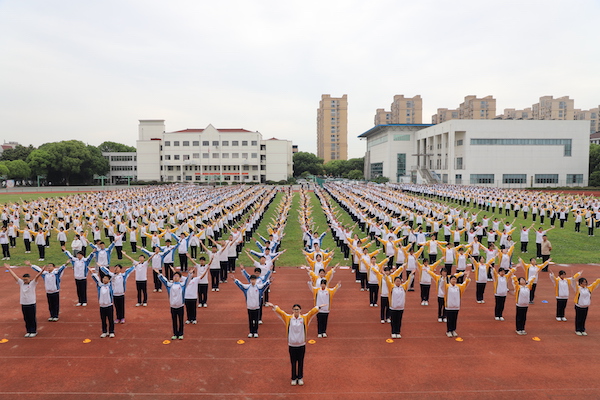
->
[1,263,600,399]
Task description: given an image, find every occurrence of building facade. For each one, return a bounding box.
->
[575,107,599,134]
[532,96,575,120]
[391,95,423,124]
[360,120,590,188]
[432,95,496,123]
[374,108,392,125]
[317,94,348,162]
[136,120,293,184]
[103,152,137,184]
[499,108,533,120]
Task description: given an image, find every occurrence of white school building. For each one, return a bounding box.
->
[360,119,590,188]
[136,120,293,184]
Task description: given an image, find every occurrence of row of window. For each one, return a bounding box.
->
[164,165,260,172]
[165,175,260,182]
[163,153,258,161]
[470,138,572,156]
[110,166,136,171]
[108,155,136,162]
[164,140,258,147]
[470,174,583,184]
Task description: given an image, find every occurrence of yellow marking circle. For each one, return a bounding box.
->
[237,340,245,344]
[162,340,171,345]
[455,337,464,342]
[386,338,394,343]
[82,339,91,343]
[532,337,541,341]
[308,339,316,344]
[0,338,8,343]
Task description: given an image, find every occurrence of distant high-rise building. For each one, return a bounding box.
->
[499,108,533,120]
[432,95,496,124]
[575,107,599,134]
[317,94,348,162]
[374,108,392,125]
[391,95,423,124]
[532,96,574,120]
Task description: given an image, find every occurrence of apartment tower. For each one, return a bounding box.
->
[317,94,348,162]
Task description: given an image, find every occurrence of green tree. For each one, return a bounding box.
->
[39,140,109,185]
[590,144,600,175]
[0,144,36,161]
[590,171,600,187]
[347,157,364,173]
[26,149,52,177]
[370,176,389,184]
[98,141,136,153]
[347,169,364,180]
[0,163,9,177]
[3,160,31,179]
[293,152,324,176]
[323,159,348,177]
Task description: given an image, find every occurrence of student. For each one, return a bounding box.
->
[6,263,45,337]
[233,274,270,338]
[572,276,600,335]
[0,226,10,260]
[183,268,201,324]
[387,272,415,338]
[307,279,341,338]
[155,268,193,339]
[265,301,323,386]
[373,265,403,322]
[521,257,552,304]
[305,266,337,287]
[240,265,272,323]
[63,246,95,306]
[90,268,116,338]
[471,257,492,304]
[188,255,209,307]
[512,275,536,335]
[549,269,582,322]
[123,252,154,307]
[443,272,471,337]
[29,261,67,321]
[366,255,389,307]
[491,267,515,321]
[417,259,442,306]
[100,263,136,324]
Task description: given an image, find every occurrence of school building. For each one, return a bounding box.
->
[360,119,590,188]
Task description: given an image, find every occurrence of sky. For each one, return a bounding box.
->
[1,0,598,159]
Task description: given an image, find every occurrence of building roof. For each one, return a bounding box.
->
[590,132,600,139]
[357,124,434,138]
[171,128,253,133]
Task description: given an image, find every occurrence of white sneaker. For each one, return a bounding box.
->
[203,304,208,307]
[82,303,87,307]
[100,333,107,338]
[297,379,304,386]
[369,304,374,307]
[24,333,31,337]
[322,333,327,338]
[158,289,162,292]
[291,380,297,386]
[192,320,197,324]
[109,333,115,338]
[373,304,378,307]
[248,333,253,338]
[258,320,263,324]
[198,304,202,308]
[48,317,54,321]
[397,334,401,338]
[153,289,158,292]
[253,333,258,338]
[143,303,147,307]
[424,301,429,306]
[495,317,500,321]
[75,303,82,307]
[386,319,391,323]
[29,333,37,337]
[215,288,220,292]
[360,288,365,291]
[381,320,385,324]
[452,331,458,337]
[556,317,562,321]
[443,318,447,322]
[446,332,453,337]
[499,317,505,321]
[561,317,567,321]
[582,332,588,336]
[136,303,141,307]
[317,334,322,338]
[211,288,216,291]
[185,320,190,324]
[438,318,443,323]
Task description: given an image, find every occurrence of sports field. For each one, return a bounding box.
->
[1,188,600,399]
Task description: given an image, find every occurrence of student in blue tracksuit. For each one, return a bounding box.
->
[240,265,272,323]
[155,267,194,340]
[173,232,192,272]
[139,245,176,292]
[91,269,116,338]
[232,273,270,338]
[29,261,67,321]
[101,263,136,324]
[63,246,95,306]
[89,241,116,269]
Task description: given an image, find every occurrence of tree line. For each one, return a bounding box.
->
[292,152,368,180]
[0,141,135,185]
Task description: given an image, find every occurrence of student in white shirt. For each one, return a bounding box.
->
[156,269,194,340]
[29,261,67,321]
[91,269,116,338]
[573,277,600,335]
[100,263,136,324]
[233,274,270,338]
[6,263,45,337]
[188,255,210,307]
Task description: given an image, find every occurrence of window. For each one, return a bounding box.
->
[212,153,219,158]
[567,174,583,183]
[202,141,209,146]
[174,141,180,146]
[110,165,135,171]
[192,141,199,146]
[174,155,180,160]
[167,175,174,181]
[212,141,219,146]
[455,174,462,184]
[222,153,229,158]
[242,153,248,158]
[251,140,257,146]
[456,139,463,146]
[234,176,240,181]
[503,174,526,184]
[331,152,337,159]
[165,155,171,160]
[164,141,171,146]
[368,135,388,149]
[202,153,209,158]
[393,134,410,141]
[185,176,192,181]
[222,141,229,146]
[193,153,199,159]
[195,176,201,181]
[397,154,406,177]
[232,140,239,146]
[253,175,258,181]
[470,174,494,184]
[232,153,239,158]
[251,153,257,158]
[110,155,134,162]
[370,163,383,178]
[183,155,190,161]
[535,174,559,184]
[455,157,463,170]
[167,166,174,171]
[470,138,572,156]
[242,141,248,146]
[243,165,250,171]
[182,141,189,146]
[252,165,258,171]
